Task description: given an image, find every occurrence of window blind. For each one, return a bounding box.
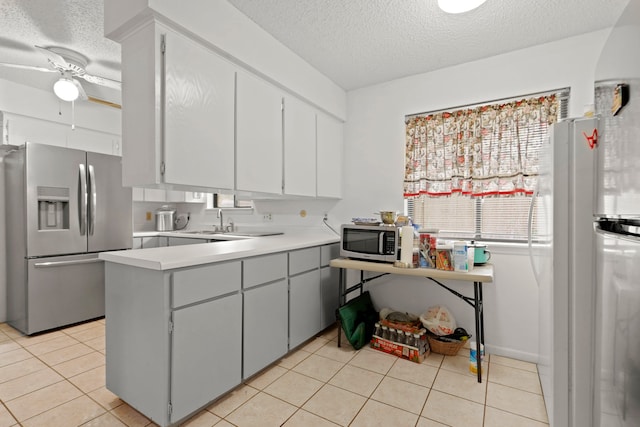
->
[406,88,569,242]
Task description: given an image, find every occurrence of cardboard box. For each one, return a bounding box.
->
[370,335,430,363]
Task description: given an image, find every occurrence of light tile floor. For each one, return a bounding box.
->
[0,319,549,427]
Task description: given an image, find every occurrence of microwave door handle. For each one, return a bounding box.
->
[88,164,96,235]
[379,233,385,254]
[78,164,87,236]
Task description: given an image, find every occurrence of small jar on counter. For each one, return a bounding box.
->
[373,322,381,337]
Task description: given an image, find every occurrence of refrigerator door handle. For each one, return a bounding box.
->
[78,164,87,236]
[528,187,541,287]
[34,258,103,268]
[88,164,96,236]
[595,220,640,242]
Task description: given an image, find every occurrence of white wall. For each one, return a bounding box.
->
[333,30,611,362]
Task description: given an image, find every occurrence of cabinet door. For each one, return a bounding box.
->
[321,244,340,268]
[284,96,316,197]
[236,71,283,195]
[317,113,344,198]
[143,189,167,202]
[171,293,242,423]
[141,237,159,248]
[132,238,143,250]
[320,266,340,329]
[243,280,288,378]
[164,30,235,189]
[289,269,322,348]
[167,237,205,246]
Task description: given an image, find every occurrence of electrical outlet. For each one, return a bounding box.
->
[262,213,272,222]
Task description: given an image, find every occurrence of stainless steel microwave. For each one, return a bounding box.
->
[340,224,399,262]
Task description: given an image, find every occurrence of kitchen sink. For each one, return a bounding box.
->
[223,231,283,237]
[181,230,220,235]
[179,230,283,237]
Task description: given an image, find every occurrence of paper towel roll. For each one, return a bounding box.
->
[401,226,414,265]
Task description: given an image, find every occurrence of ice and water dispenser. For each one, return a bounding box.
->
[37,186,70,230]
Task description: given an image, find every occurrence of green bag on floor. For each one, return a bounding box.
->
[337,291,378,350]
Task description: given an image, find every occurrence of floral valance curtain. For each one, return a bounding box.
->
[403,95,559,198]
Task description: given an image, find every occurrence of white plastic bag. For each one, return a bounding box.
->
[420,305,457,336]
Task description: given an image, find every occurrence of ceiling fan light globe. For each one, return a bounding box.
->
[438,0,487,14]
[53,77,79,101]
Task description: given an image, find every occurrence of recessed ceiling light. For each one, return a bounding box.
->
[438,0,487,14]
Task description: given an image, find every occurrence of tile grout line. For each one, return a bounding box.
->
[0,324,121,427]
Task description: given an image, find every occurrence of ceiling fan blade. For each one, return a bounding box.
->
[72,78,88,101]
[35,45,69,68]
[88,97,122,109]
[79,73,121,90]
[0,62,57,73]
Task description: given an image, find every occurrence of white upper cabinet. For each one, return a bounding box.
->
[164,30,235,189]
[283,96,316,197]
[120,21,235,190]
[236,71,283,195]
[316,113,344,198]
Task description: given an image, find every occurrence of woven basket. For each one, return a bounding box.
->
[426,332,467,356]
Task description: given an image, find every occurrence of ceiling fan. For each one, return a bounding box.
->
[0,45,121,109]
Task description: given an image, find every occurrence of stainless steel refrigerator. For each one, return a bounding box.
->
[592,0,640,425]
[4,142,132,335]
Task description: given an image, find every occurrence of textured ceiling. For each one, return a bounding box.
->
[0,0,121,104]
[0,0,630,105]
[228,0,629,90]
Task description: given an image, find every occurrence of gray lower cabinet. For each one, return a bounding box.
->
[242,253,288,379]
[171,294,241,422]
[320,244,340,329]
[243,279,288,378]
[289,247,321,349]
[289,269,321,348]
[105,260,242,427]
[320,266,340,329]
[105,243,340,425]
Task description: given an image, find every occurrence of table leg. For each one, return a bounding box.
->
[337,268,345,348]
[474,281,482,383]
[479,282,485,348]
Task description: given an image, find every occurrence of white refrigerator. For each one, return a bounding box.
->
[531,117,598,427]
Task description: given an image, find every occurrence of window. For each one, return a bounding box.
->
[205,193,253,210]
[404,89,568,242]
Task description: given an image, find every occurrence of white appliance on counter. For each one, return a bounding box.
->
[4,142,132,335]
[530,116,598,427]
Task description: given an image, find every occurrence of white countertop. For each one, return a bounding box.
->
[101,229,339,271]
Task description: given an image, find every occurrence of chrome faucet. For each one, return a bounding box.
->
[217,208,223,232]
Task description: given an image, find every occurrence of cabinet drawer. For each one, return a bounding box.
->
[172,261,241,308]
[289,247,320,275]
[243,253,287,289]
[320,244,340,267]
